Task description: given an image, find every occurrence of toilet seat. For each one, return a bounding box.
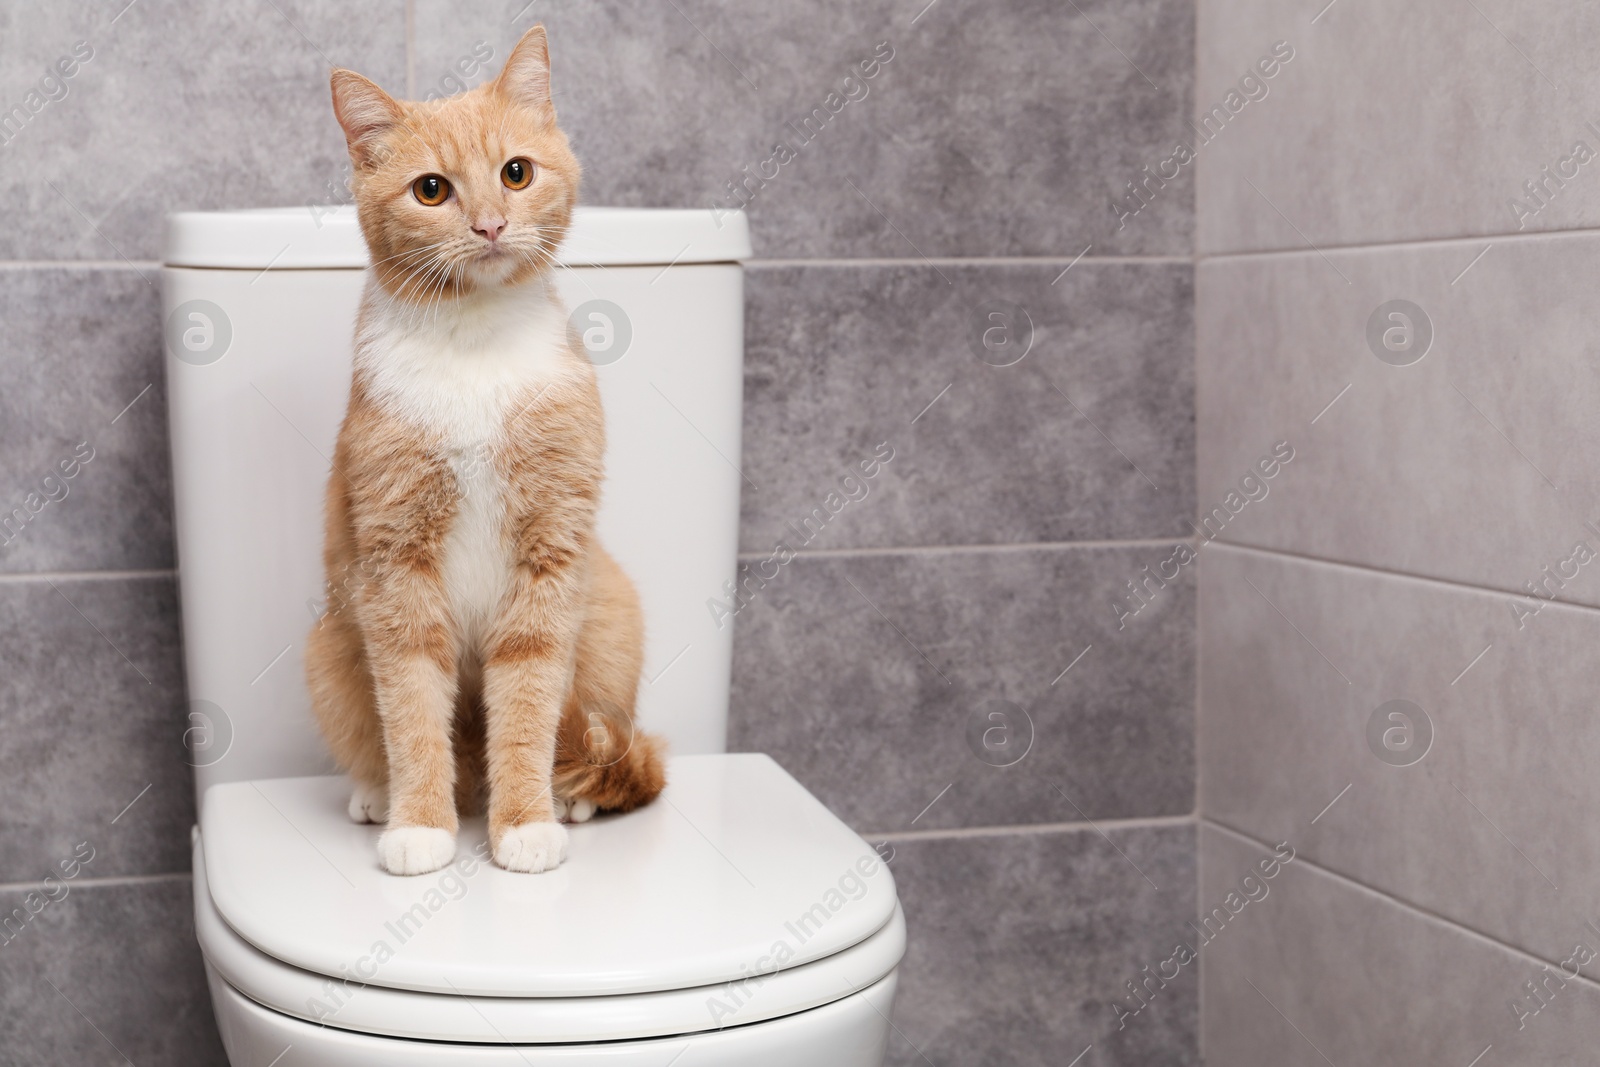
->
[194,754,904,1044]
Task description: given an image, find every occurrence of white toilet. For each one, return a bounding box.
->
[161,206,904,1065]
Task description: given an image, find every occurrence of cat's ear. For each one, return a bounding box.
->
[330,69,404,167]
[495,25,554,118]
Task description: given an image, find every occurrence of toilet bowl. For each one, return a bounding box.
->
[161,207,905,1063]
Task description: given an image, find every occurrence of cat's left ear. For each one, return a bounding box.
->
[495,25,555,118]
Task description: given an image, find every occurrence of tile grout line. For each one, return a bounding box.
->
[750,254,1192,268]
[867,811,1195,843]
[736,535,1196,562]
[1190,153,1208,1052]
[1208,540,1600,618]
[1199,224,1600,264]
[1202,817,1600,994]
[0,568,176,585]
[0,870,191,895]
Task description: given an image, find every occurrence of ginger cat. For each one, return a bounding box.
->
[307,26,664,877]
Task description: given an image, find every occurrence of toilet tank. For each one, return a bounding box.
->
[162,207,751,804]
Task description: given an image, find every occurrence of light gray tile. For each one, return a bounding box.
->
[1196,0,1600,252]
[414,0,1194,256]
[1199,545,1600,968]
[0,877,224,1067]
[729,544,1194,830]
[742,263,1194,552]
[1200,825,1600,1067]
[1197,234,1600,606]
[0,269,171,573]
[0,1,405,260]
[0,575,192,883]
[887,824,1197,1067]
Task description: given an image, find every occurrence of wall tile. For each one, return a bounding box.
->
[1199,545,1600,968]
[1197,234,1600,606]
[1197,0,1600,252]
[413,0,1194,257]
[0,1,406,260]
[0,877,223,1067]
[0,575,192,883]
[730,544,1194,831]
[0,269,171,573]
[1200,825,1600,1066]
[742,263,1194,552]
[887,824,1197,1067]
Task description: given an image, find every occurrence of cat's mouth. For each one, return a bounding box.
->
[463,244,525,286]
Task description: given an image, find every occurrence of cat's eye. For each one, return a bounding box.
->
[501,158,535,190]
[412,174,450,206]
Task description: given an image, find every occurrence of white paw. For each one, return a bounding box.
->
[348,781,389,824]
[552,796,595,823]
[494,821,568,873]
[377,826,456,876]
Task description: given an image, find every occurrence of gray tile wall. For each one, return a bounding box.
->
[1196,1,1600,1061]
[0,1,1198,1064]
[1199,826,1600,1066]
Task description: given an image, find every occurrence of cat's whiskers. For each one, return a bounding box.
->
[370,240,451,269]
[377,243,456,305]
[371,244,454,286]
[408,259,453,326]
[391,255,439,308]
[392,253,455,321]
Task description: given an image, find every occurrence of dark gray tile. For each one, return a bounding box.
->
[0,269,171,574]
[1198,544,1600,970]
[886,824,1197,1067]
[414,0,1194,256]
[741,263,1194,552]
[0,1,405,260]
[0,575,192,883]
[0,877,224,1067]
[1200,825,1600,1067]
[729,544,1195,830]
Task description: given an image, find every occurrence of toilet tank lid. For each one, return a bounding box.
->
[163,205,750,270]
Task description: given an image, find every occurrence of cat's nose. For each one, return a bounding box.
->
[473,216,507,242]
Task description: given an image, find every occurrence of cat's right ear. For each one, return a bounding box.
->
[330,69,404,168]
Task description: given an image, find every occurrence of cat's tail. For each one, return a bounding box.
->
[553,718,667,814]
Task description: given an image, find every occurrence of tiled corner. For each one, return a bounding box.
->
[742,263,1194,552]
[0,877,224,1067]
[0,1,405,260]
[1197,234,1600,606]
[1200,824,1600,1066]
[887,824,1197,1067]
[1198,544,1600,968]
[413,0,1194,256]
[0,575,193,883]
[729,543,1195,831]
[0,268,172,574]
[1196,0,1600,252]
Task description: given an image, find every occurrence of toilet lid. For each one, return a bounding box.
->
[200,754,899,998]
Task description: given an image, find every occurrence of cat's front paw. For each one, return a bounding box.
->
[348,781,390,824]
[377,826,456,875]
[494,821,568,873]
